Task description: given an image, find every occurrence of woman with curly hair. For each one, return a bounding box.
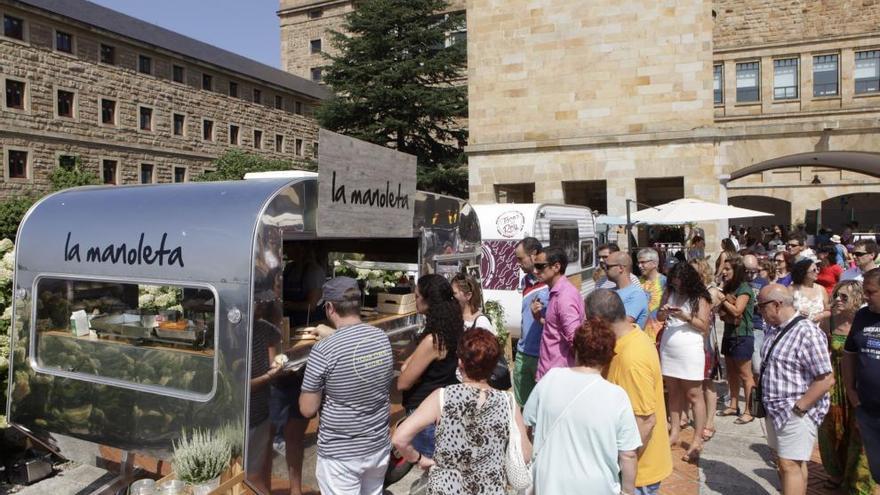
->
[690,258,725,442]
[524,317,640,495]
[717,254,757,425]
[397,274,463,458]
[791,258,830,323]
[657,262,712,461]
[818,281,877,494]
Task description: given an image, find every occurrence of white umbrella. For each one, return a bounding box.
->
[628,198,772,225]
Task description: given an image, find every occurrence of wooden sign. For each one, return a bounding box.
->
[317,129,417,238]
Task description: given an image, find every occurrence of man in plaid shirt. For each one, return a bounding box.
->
[757,284,835,495]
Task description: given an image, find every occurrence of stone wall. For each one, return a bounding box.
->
[467,0,715,147]
[1,3,320,199]
[713,0,880,50]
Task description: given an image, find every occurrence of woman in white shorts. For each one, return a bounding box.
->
[657,262,713,463]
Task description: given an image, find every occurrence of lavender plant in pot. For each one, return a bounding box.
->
[172,428,231,495]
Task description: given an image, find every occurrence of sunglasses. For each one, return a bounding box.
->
[852,251,870,257]
[833,293,850,302]
[605,263,622,269]
[786,244,799,249]
[757,299,779,308]
[533,262,549,270]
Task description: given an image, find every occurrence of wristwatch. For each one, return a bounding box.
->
[792,404,807,417]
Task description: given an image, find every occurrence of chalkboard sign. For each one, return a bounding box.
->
[317,129,417,238]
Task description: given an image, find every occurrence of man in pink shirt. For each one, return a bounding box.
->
[534,245,586,381]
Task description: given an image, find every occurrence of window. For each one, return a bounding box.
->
[140,163,154,184]
[172,64,185,83]
[294,100,303,115]
[101,99,116,125]
[5,79,24,110]
[295,138,303,156]
[173,166,187,183]
[713,64,723,104]
[229,124,239,145]
[101,159,117,185]
[494,183,534,203]
[310,39,322,54]
[33,277,217,397]
[562,180,607,213]
[139,106,153,131]
[100,44,115,65]
[56,89,75,118]
[252,88,261,104]
[855,50,880,94]
[275,95,283,109]
[275,134,284,152]
[173,113,185,136]
[813,54,839,97]
[202,73,212,91]
[773,58,799,100]
[138,55,152,75]
[310,67,322,82]
[253,129,263,149]
[550,222,579,265]
[7,149,27,179]
[229,81,238,97]
[735,61,760,102]
[202,119,214,141]
[55,30,72,53]
[580,240,595,269]
[3,14,23,40]
[309,8,323,18]
[313,142,318,157]
[58,155,76,170]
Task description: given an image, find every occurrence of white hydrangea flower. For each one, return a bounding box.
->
[138,294,155,308]
[0,267,12,284]
[0,238,13,254]
[1,305,12,321]
[1,251,14,271]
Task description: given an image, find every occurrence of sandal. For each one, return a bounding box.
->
[682,447,702,464]
[701,427,716,441]
[716,407,740,417]
[733,414,755,425]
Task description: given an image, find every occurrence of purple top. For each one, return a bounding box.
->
[760,315,832,430]
[536,276,585,381]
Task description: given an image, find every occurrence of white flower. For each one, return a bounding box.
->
[1,305,11,321]
[0,267,12,284]
[0,238,13,254]
[154,293,176,308]
[138,294,155,308]
[1,251,14,271]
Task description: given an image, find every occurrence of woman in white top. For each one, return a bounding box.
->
[790,258,830,323]
[452,273,496,334]
[657,262,712,462]
[523,317,640,495]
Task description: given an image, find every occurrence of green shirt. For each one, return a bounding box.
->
[724,282,754,338]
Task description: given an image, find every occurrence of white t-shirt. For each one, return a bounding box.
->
[464,314,496,335]
[523,368,641,495]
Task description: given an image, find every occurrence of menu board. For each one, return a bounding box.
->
[317,129,417,238]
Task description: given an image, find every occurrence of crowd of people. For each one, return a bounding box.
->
[266,227,880,495]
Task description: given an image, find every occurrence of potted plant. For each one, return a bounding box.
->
[172,428,231,495]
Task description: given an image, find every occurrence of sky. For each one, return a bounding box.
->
[89,0,282,68]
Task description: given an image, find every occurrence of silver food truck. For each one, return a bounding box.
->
[4,138,482,493]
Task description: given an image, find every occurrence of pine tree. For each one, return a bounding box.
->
[316,0,468,197]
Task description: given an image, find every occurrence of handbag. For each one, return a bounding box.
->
[504,392,532,490]
[748,316,804,419]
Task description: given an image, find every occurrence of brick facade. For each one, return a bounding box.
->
[1,0,323,199]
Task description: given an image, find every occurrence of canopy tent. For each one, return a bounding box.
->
[628,198,772,225]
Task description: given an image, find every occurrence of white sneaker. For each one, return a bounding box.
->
[273,439,285,456]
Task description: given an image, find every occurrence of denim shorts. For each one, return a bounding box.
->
[406,408,436,458]
[635,482,661,495]
[722,335,754,362]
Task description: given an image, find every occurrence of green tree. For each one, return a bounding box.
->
[194,149,314,182]
[316,0,468,197]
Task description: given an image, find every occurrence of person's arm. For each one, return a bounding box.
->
[811,290,831,323]
[634,414,656,457]
[656,291,671,322]
[618,449,638,495]
[299,390,323,418]
[842,351,861,408]
[391,389,440,469]
[512,401,533,462]
[560,294,584,343]
[677,297,711,334]
[796,372,834,412]
[398,334,439,392]
[796,329,835,411]
[721,293,749,317]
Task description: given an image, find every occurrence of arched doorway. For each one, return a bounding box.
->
[821,193,880,232]
[729,196,791,229]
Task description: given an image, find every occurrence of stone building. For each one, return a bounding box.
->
[1,0,328,199]
[282,0,880,242]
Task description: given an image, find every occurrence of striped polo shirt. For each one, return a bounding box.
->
[302,322,394,460]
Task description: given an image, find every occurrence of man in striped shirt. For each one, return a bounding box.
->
[299,277,394,495]
[756,284,835,495]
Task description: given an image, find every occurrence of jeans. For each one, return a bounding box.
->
[635,482,661,495]
[406,409,436,458]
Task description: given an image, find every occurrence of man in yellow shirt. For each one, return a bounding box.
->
[588,289,673,495]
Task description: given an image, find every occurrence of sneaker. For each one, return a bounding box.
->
[272,438,285,456]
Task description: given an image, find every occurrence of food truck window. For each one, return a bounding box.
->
[549,221,579,265]
[33,277,216,397]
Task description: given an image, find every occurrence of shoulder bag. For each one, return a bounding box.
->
[748,316,804,418]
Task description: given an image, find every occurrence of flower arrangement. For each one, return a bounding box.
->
[333,261,405,295]
[0,238,14,426]
[483,300,508,348]
[138,285,183,313]
[172,428,231,485]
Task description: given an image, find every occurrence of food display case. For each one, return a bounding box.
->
[5,175,481,494]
